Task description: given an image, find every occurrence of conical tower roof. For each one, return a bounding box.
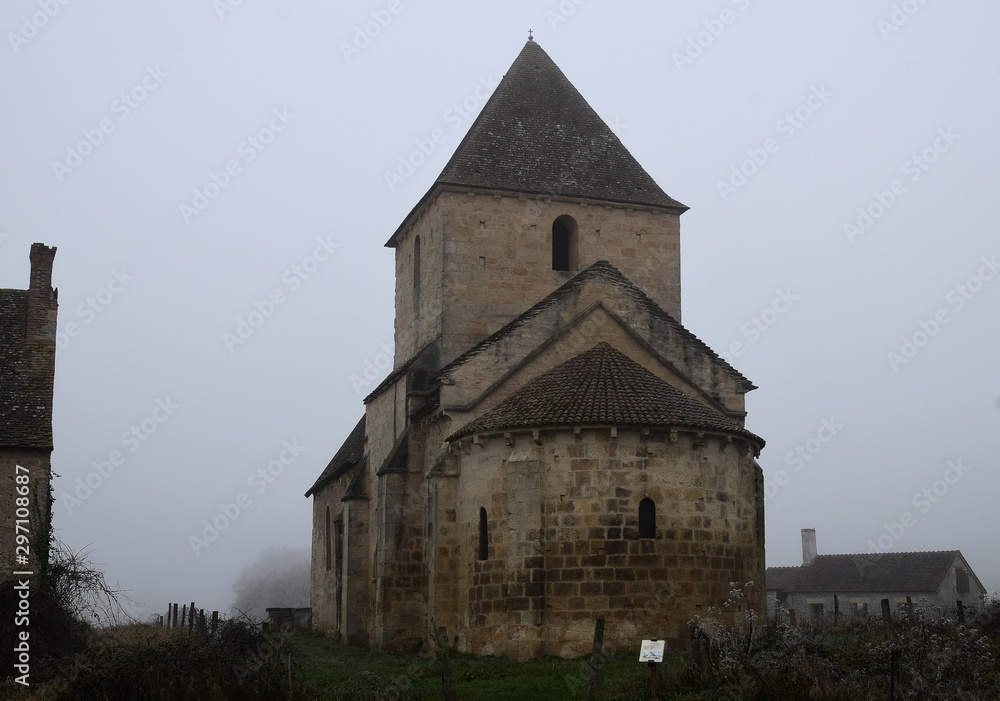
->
[388,40,685,246]
[439,40,685,210]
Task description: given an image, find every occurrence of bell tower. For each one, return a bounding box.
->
[386,39,689,368]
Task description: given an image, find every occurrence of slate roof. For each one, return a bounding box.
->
[387,40,686,247]
[437,260,755,392]
[766,551,976,594]
[448,342,763,444]
[304,416,365,497]
[0,288,56,449]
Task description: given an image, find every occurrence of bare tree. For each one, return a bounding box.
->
[45,538,135,626]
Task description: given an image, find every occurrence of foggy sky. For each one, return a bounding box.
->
[1,1,997,618]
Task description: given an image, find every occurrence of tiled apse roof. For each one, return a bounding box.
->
[448,342,763,444]
[766,551,965,594]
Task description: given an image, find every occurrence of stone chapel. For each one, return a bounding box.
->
[306,39,766,658]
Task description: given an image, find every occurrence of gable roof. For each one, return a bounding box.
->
[437,260,755,392]
[304,415,365,497]
[388,40,686,247]
[766,551,978,594]
[448,342,763,445]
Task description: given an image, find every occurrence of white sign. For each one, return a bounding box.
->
[638,639,665,663]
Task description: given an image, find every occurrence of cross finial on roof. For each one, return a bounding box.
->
[528,29,533,41]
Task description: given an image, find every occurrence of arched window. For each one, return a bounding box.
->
[638,498,656,539]
[324,505,332,571]
[551,215,578,271]
[478,507,489,560]
[413,235,421,290]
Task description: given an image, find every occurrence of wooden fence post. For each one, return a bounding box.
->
[211,610,219,637]
[181,604,187,628]
[957,600,965,624]
[881,599,892,624]
[189,602,196,633]
[171,603,178,628]
[586,618,605,701]
[834,595,840,624]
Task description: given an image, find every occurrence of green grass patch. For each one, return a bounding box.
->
[291,631,690,701]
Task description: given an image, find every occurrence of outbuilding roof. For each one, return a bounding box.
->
[766,551,979,594]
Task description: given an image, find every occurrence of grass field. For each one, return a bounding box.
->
[291,631,691,700]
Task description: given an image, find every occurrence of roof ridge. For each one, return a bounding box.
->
[436,260,753,389]
[815,550,962,557]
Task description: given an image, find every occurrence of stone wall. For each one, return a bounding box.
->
[440,302,747,424]
[310,478,345,636]
[392,189,682,367]
[433,426,763,659]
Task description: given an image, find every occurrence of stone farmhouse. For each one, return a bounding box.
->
[306,39,766,658]
[766,529,987,621]
[1,243,58,580]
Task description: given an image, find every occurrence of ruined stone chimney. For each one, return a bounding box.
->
[26,243,57,344]
[801,528,817,565]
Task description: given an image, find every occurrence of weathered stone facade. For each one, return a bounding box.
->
[306,40,766,658]
[0,244,58,581]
